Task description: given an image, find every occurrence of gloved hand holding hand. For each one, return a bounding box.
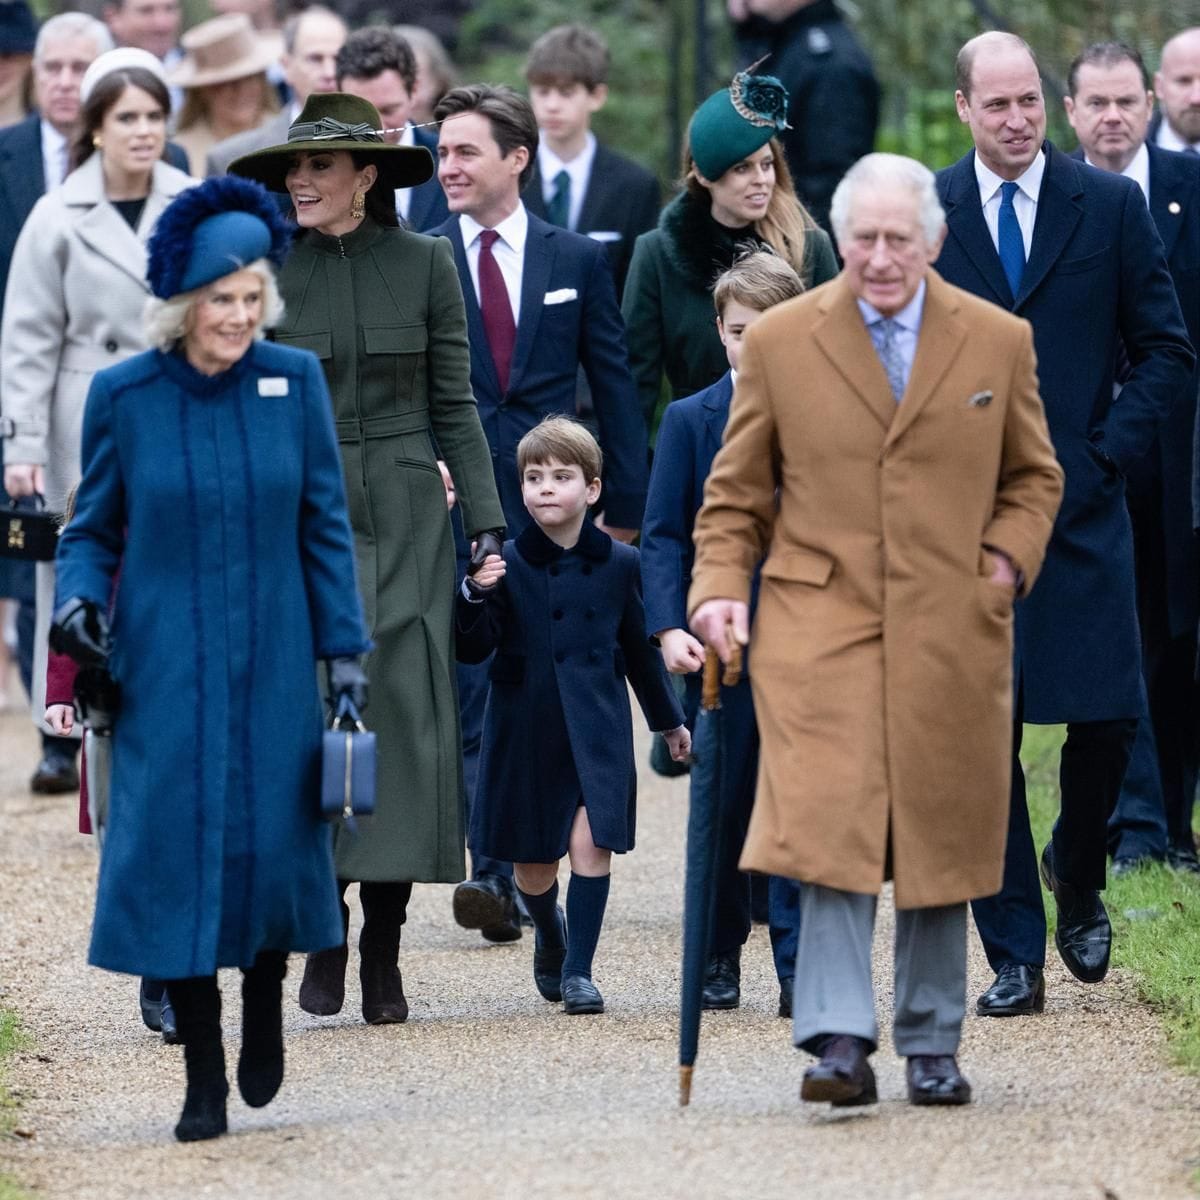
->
[468,529,504,573]
[50,597,111,667]
[326,655,368,715]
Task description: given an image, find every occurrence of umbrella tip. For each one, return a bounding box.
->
[679,1065,693,1107]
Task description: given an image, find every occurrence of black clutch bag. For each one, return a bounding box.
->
[1,497,61,562]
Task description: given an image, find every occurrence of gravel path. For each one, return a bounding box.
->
[1,694,1198,1199]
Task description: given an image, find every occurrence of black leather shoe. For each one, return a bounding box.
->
[1040,843,1111,982]
[29,752,79,794]
[778,977,794,1019]
[561,974,604,1014]
[533,908,567,1002]
[906,1055,971,1105]
[1167,844,1200,875]
[1111,855,1157,878]
[801,1035,876,1106]
[139,979,165,1032]
[160,990,179,1045]
[702,950,741,1010]
[454,874,520,941]
[975,963,1045,1016]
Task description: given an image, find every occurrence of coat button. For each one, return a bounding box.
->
[553,609,564,620]
[555,650,566,664]
[104,338,118,353]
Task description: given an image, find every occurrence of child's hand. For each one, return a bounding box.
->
[658,628,705,674]
[45,704,74,736]
[469,554,506,591]
[664,724,691,763]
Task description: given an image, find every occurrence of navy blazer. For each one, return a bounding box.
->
[523,141,660,300]
[428,208,648,530]
[935,143,1195,723]
[404,124,449,233]
[1071,142,1200,636]
[456,520,683,859]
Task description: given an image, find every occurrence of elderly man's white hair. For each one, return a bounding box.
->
[34,13,113,62]
[830,153,947,248]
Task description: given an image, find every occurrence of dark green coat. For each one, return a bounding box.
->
[275,219,504,883]
[621,189,839,432]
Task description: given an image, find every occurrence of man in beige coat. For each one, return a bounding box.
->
[689,153,1063,1108]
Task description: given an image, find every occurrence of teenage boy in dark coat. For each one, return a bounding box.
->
[457,416,689,1015]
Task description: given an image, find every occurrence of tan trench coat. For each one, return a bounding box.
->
[688,270,1064,909]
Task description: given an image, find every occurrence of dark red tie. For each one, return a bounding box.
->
[478,229,516,393]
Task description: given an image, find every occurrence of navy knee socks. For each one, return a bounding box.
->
[516,879,565,948]
[561,873,610,980]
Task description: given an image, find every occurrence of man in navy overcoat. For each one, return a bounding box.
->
[1064,41,1200,877]
[934,32,1195,1016]
[429,83,648,940]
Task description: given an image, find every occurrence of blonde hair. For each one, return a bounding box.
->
[517,416,603,482]
[712,250,804,317]
[684,136,815,278]
[142,259,284,351]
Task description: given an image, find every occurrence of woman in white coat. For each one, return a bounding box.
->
[0,46,194,1033]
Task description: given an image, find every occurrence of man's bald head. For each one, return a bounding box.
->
[1156,27,1200,144]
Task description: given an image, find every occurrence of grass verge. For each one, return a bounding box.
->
[1023,725,1200,1072]
[0,1010,30,1200]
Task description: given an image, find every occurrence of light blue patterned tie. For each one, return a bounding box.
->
[873,317,906,402]
[997,180,1026,301]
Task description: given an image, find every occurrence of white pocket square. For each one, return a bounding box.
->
[544,288,578,305]
[967,390,993,407]
[587,230,622,243]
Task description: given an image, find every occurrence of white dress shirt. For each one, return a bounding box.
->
[974,149,1046,259]
[1085,141,1150,205]
[460,202,528,324]
[40,120,69,189]
[537,132,596,232]
[1156,118,1200,155]
[393,122,417,221]
[856,278,927,395]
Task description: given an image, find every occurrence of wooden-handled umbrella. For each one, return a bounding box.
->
[679,636,743,1106]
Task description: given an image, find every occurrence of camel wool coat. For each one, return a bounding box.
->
[688,270,1064,909]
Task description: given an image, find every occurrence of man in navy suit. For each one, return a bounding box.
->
[1065,42,1200,877]
[934,32,1194,1016]
[334,26,446,233]
[429,83,647,941]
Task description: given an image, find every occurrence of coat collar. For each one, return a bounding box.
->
[657,189,767,291]
[1146,141,1197,261]
[515,517,613,566]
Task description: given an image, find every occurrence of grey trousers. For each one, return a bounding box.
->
[791,883,967,1057]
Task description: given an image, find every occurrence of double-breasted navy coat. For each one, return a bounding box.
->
[455,520,683,861]
[935,143,1195,723]
[55,342,370,979]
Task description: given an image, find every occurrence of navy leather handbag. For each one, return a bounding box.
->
[321,695,376,829]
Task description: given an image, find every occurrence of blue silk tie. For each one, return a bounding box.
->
[997,180,1025,301]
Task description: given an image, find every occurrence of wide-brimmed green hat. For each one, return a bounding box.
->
[689,64,791,182]
[229,92,434,191]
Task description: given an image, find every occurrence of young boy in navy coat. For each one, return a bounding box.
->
[457,417,690,1014]
[640,252,804,1018]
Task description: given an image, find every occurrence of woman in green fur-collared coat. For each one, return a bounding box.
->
[231,93,504,1025]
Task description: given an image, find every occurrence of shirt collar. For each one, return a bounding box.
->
[856,277,927,334]
[974,146,1046,206]
[460,201,529,256]
[1085,141,1150,203]
[397,121,415,148]
[1156,118,1198,154]
[538,131,597,183]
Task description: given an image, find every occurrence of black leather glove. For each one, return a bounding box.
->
[74,665,121,734]
[326,655,368,715]
[50,597,111,667]
[468,528,504,574]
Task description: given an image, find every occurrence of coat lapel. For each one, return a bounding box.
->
[941,152,1013,307]
[0,116,44,226]
[883,271,967,450]
[811,277,896,432]
[574,144,610,232]
[702,372,734,460]
[1014,144,1084,310]
[1148,143,1189,261]
[507,216,555,392]
[66,156,149,290]
[445,217,502,400]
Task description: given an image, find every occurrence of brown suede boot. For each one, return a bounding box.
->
[359,881,412,1024]
[298,880,350,1016]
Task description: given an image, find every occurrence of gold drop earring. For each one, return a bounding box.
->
[350,189,365,221]
[92,134,103,149]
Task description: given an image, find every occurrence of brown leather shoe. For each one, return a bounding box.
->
[906,1055,971,1105]
[800,1035,877,1106]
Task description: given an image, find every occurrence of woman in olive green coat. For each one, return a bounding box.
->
[232,94,504,1025]
[622,70,839,436]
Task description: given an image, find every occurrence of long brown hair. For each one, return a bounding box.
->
[682,136,815,278]
[71,67,171,171]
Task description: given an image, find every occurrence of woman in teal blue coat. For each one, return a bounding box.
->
[53,178,370,1143]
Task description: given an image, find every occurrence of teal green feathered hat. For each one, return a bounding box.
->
[688,60,791,182]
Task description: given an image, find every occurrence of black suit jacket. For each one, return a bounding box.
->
[935,142,1194,723]
[523,141,659,300]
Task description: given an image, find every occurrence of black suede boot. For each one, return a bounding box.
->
[238,951,287,1108]
[170,975,228,1143]
[299,879,350,1016]
[359,881,412,1024]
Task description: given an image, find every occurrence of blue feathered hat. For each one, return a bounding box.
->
[147,175,294,300]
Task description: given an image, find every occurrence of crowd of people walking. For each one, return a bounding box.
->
[1,0,1198,1146]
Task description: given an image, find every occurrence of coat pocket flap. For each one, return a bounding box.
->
[760,548,835,586]
[363,324,428,355]
[275,330,332,360]
[488,652,525,684]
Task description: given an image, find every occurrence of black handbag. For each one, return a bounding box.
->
[1,497,62,562]
[320,695,376,829]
